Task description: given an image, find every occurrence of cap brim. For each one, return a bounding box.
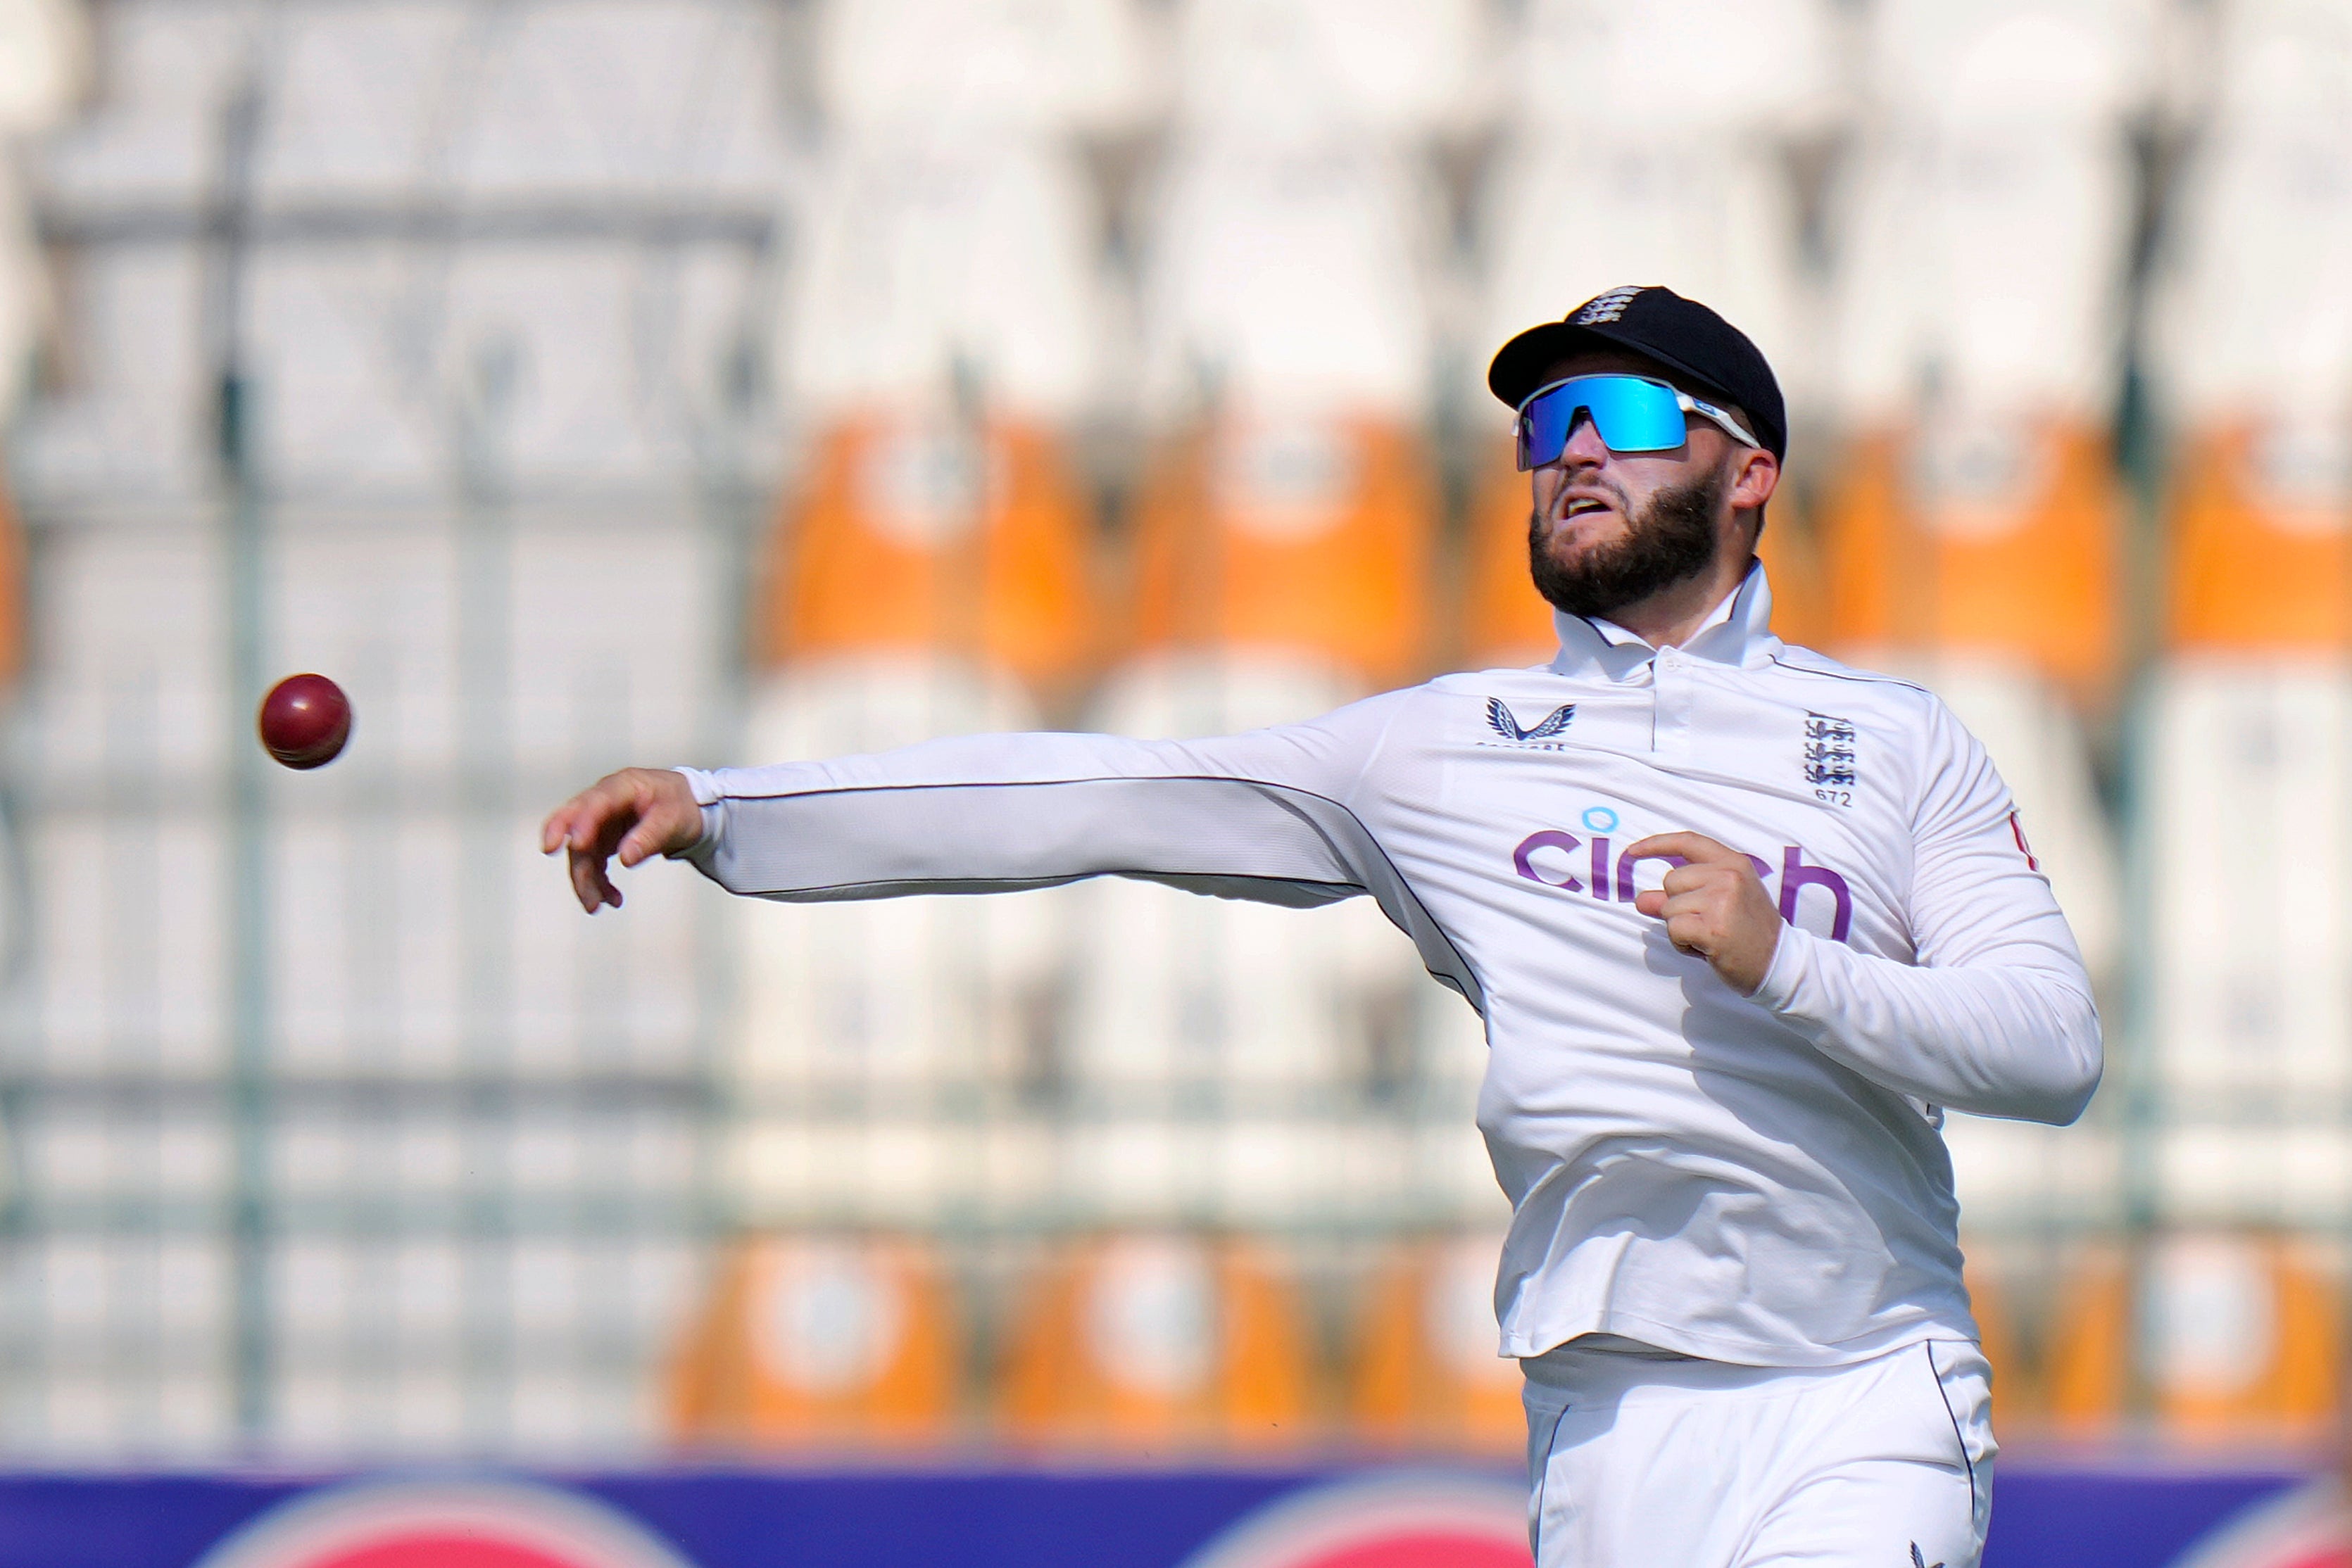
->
[1487,320,1740,420]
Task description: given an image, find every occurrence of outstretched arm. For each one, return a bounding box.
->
[541,690,1425,916]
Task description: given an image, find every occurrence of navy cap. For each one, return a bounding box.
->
[1488,286,1787,461]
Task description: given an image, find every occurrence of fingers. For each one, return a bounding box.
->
[568,844,620,913]
[1623,831,1749,868]
[545,769,703,914]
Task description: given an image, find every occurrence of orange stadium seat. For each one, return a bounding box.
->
[757,411,1100,693]
[1461,437,1828,669]
[0,473,25,690]
[1818,422,2120,702]
[667,1232,957,1452]
[998,1233,1316,1455]
[1350,1232,1522,1455]
[2166,422,2352,650]
[2030,1232,2342,1446]
[2147,1233,2341,1445]
[1126,415,1436,688]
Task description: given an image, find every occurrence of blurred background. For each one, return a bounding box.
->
[0,0,2346,1526]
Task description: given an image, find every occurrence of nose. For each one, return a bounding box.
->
[1548,409,1612,469]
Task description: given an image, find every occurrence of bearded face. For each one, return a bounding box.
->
[1527,462,1728,621]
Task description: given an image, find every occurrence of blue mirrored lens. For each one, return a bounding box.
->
[1515,376,1690,470]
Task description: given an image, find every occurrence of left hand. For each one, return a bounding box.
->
[1627,832,1784,997]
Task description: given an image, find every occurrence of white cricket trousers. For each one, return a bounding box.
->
[1521,1339,1994,1568]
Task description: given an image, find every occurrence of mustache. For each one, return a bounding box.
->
[1538,475,1633,526]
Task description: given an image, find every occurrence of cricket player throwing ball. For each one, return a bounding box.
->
[545,287,2101,1568]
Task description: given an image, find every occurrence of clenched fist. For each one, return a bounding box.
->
[540,766,705,913]
[1625,831,1785,997]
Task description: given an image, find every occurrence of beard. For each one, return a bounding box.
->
[1527,465,1726,620]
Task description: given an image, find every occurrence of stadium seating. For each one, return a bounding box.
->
[1061,655,1422,1227]
[2030,1232,2342,1443]
[816,0,1149,139]
[668,1234,957,1451]
[1124,417,1435,686]
[1817,421,2123,700]
[1822,0,2156,701]
[1350,1232,1521,1454]
[725,656,1066,1229]
[998,1233,1316,1453]
[1875,655,2123,985]
[448,0,791,201]
[2146,0,2352,651]
[2144,659,2352,1222]
[2144,1231,2341,1443]
[756,412,1099,693]
[1168,0,1482,145]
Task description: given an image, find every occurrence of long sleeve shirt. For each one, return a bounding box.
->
[677,564,2102,1367]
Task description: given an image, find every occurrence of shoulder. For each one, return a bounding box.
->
[1420,665,1568,701]
[1762,643,1951,731]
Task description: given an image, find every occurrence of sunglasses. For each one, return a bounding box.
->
[1514,374,1762,471]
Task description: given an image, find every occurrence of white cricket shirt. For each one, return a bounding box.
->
[677,563,2102,1367]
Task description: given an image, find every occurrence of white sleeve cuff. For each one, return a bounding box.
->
[669,766,722,859]
[1748,921,1811,1011]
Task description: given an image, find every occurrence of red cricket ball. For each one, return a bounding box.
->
[258,673,352,769]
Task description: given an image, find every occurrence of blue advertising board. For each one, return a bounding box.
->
[0,1465,2313,1568]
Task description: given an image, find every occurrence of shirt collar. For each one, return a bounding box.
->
[1548,559,1781,681]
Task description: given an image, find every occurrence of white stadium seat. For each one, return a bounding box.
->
[817,0,1150,139]
[1883,656,2123,984]
[30,0,251,209]
[1137,136,1434,422]
[11,244,215,499]
[726,655,1069,1225]
[448,0,791,200]
[1061,652,1429,1225]
[2144,658,2352,1223]
[249,0,474,206]
[1169,0,1483,144]
[783,136,1108,424]
[2144,0,2352,429]
[1504,0,1840,134]
[1830,0,2161,424]
[2,1235,232,1460]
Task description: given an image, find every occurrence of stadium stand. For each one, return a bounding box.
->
[1350,1231,1521,1455]
[818,0,1149,139]
[998,1232,1316,1454]
[2144,663,2352,1224]
[756,407,1100,690]
[1167,0,1483,146]
[668,1234,957,1452]
[1063,657,1423,1227]
[2147,0,2352,655]
[726,657,1065,1227]
[3,0,774,1458]
[1821,0,2156,702]
[2027,1232,2343,1443]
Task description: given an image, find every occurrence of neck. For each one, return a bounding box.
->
[1602,550,1756,647]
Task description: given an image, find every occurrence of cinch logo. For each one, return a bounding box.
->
[1512,826,1855,942]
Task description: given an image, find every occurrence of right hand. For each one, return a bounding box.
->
[540,767,705,913]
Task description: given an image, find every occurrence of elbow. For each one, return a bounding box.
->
[2011,992,2106,1127]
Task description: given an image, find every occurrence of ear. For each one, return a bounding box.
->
[1728,445,1778,513]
